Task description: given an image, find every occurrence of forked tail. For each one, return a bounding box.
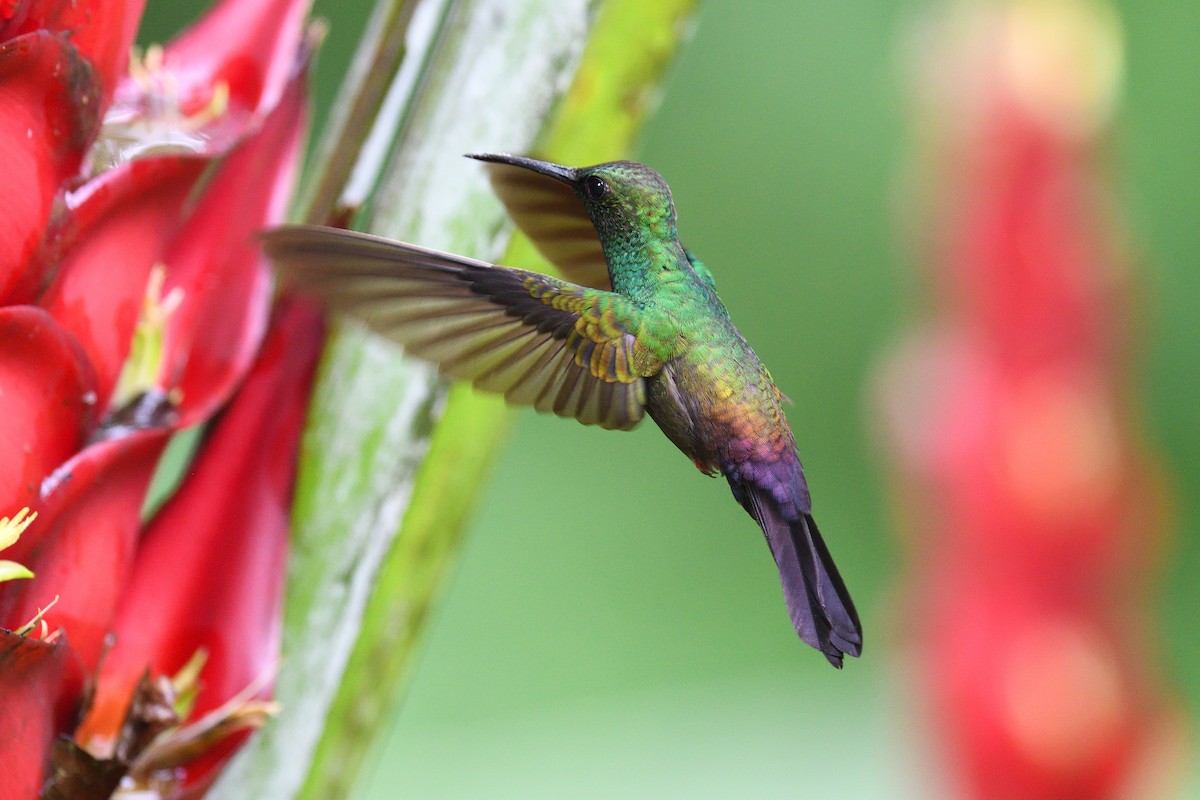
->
[738,481,862,668]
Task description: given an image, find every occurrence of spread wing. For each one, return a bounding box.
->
[262,225,656,430]
[482,160,613,291]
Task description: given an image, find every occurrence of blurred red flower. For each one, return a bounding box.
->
[878,3,1179,798]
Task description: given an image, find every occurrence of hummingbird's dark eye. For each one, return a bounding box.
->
[583,175,609,201]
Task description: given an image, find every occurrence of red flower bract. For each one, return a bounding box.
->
[39,155,209,408]
[0,306,96,529]
[0,0,145,103]
[0,31,100,303]
[0,631,84,799]
[156,62,308,429]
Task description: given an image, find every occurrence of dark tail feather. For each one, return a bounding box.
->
[744,485,862,668]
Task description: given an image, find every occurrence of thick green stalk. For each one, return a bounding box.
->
[213,1,695,797]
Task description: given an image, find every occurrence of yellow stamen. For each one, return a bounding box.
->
[0,506,36,550]
[171,649,210,719]
[0,507,35,583]
[112,264,184,409]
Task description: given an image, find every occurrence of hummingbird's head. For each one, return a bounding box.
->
[570,161,677,241]
[467,153,679,249]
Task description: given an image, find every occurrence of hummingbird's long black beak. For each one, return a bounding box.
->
[466,153,578,184]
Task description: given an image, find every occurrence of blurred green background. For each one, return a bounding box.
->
[139,1,1198,797]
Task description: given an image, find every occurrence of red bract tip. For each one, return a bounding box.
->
[0,306,95,552]
[79,297,324,784]
[0,31,101,304]
[163,0,310,118]
[0,631,84,799]
[4,0,146,106]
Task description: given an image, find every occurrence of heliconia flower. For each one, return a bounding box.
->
[0,43,310,673]
[878,2,1176,797]
[0,0,315,792]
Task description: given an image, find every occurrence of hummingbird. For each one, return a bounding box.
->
[262,154,862,667]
